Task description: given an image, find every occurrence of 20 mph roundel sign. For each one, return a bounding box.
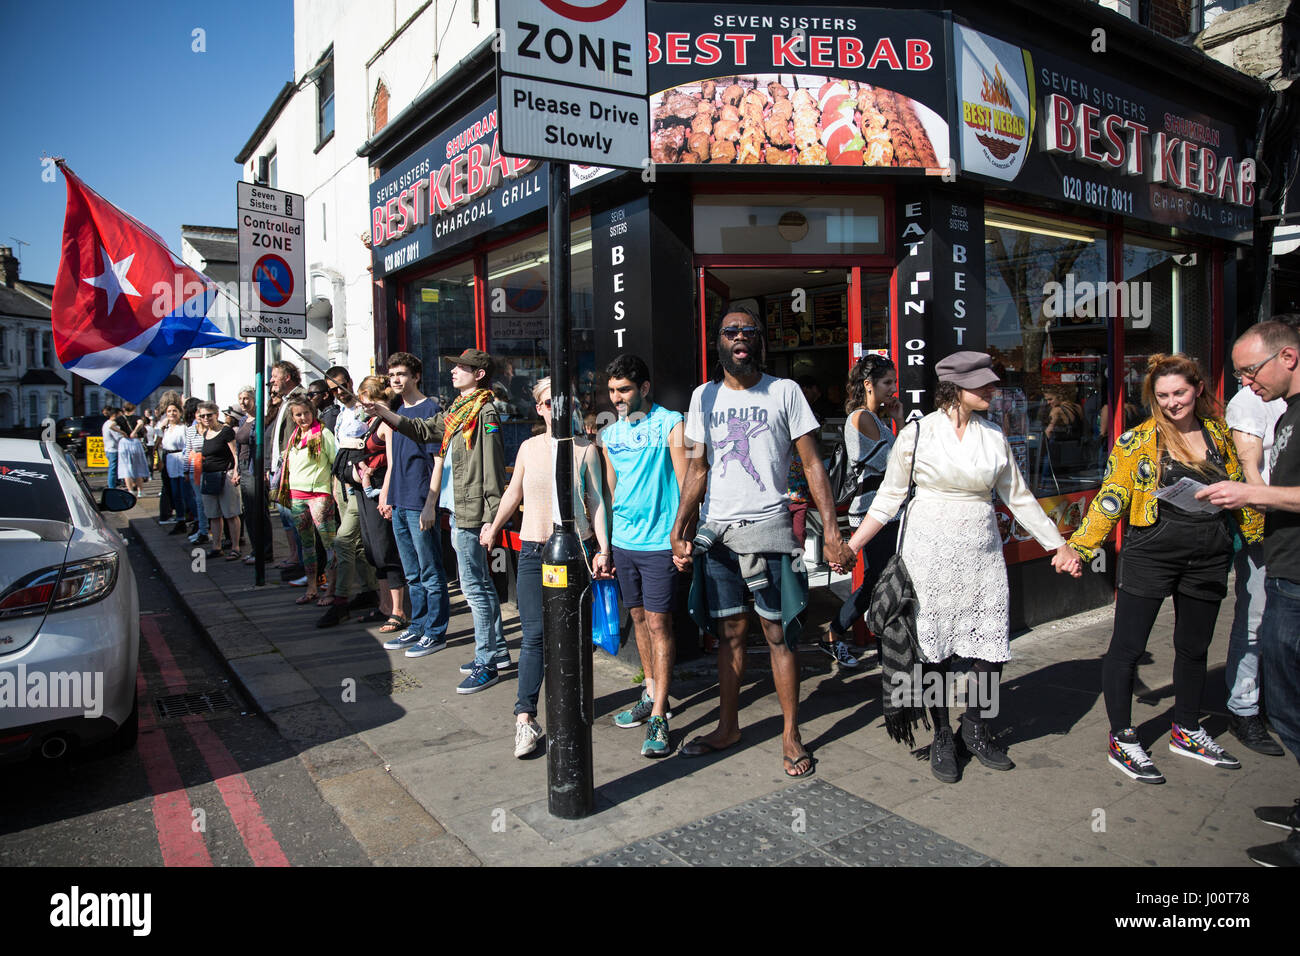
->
[496,0,649,169]
[539,0,629,21]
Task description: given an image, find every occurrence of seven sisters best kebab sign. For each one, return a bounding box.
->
[644,3,951,170]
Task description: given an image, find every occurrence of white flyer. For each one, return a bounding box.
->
[1153,477,1221,514]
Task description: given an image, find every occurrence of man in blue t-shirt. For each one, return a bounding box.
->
[600,354,686,758]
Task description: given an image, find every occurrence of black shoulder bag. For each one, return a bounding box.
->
[865,422,928,747]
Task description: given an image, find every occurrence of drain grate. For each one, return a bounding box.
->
[363,669,423,695]
[154,690,240,719]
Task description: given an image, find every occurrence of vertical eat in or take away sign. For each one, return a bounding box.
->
[237,182,307,339]
[496,0,649,170]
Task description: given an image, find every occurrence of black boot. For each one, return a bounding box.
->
[930,725,959,783]
[960,714,1014,770]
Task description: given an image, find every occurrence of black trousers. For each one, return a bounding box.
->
[1102,589,1220,732]
[831,522,899,638]
[239,478,274,558]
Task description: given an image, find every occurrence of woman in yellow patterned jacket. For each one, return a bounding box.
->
[1069,354,1263,785]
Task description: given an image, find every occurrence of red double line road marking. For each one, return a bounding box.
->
[135,671,213,867]
[182,716,289,867]
[138,613,290,866]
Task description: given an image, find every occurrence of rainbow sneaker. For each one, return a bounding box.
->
[1169,723,1241,769]
[1108,729,1165,784]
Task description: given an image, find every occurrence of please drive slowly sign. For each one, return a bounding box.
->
[496,0,649,170]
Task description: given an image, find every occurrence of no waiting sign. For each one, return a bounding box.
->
[496,0,649,170]
[237,182,307,339]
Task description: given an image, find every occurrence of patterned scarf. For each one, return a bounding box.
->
[289,421,324,458]
[440,388,492,456]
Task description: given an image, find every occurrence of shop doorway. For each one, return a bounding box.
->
[698,265,891,443]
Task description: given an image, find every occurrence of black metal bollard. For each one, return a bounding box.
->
[542,528,593,818]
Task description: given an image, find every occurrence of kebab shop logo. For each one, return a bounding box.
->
[956,26,1032,181]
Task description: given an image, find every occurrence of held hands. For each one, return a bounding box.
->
[479,525,497,550]
[231,470,240,487]
[1196,480,1253,511]
[1052,544,1083,578]
[824,534,856,574]
[671,535,693,572]
[592,552,615,579]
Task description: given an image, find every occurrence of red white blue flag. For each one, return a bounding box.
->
[51,164,248,403]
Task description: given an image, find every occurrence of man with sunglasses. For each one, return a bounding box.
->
[1199,316,1300,866]
[671,308,854,777]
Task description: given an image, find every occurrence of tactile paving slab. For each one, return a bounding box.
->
[576,780,999,867]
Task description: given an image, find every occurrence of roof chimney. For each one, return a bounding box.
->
[0,246,17,287]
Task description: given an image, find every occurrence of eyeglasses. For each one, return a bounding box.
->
[720,326,761,340]
[539,399,552,408]
[1234,350,1281,382]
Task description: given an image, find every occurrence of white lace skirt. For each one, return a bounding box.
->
[900,497,1010,663]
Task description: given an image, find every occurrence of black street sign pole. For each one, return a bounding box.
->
[253,337,266,587]
[543,160,594,819]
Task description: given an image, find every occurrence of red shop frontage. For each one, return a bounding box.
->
[361,1,1266,633]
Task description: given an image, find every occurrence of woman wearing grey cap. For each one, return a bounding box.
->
[844,350,1082,783]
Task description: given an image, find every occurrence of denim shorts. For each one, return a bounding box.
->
[612,547,678,614]
[700,547,783,622]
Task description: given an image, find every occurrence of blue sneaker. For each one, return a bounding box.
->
[383,628,423,651]
[641,715,670,757]
[457,661,499,694]
[460,654,513,675]
[614,692,671,727]
[405,634,447,658]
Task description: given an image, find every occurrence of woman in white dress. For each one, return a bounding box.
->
[844,351,1082,783]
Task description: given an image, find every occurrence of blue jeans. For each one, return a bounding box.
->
[1227,542,1266,716]
[1260,576,1300,766]
[167,474,187,517]
[515,542,545,717]
[449,516,506,665]
[182,476,208,535]
[391,506,449,640]
[106,451,118,489]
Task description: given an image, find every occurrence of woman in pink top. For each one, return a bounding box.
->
[479,378,612,758]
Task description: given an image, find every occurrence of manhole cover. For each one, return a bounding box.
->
[363,669,423,695]
[154,690,240,719]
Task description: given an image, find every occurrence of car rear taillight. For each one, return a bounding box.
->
[0,554,118,619]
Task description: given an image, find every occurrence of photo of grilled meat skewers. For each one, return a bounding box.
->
[648,74,943,168]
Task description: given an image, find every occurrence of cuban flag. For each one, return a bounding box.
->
[51,164,249,403]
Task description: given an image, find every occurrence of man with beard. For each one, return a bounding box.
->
[671,308,855,776]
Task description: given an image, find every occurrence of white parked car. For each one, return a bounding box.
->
[0,438,139,763]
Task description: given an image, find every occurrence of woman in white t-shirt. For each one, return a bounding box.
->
[159,402,190,529]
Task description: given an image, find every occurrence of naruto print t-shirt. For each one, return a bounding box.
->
[685,374,820,524]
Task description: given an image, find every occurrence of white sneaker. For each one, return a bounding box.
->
[514,718,544,758]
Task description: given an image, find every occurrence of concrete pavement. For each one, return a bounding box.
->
[129,511,1298,867]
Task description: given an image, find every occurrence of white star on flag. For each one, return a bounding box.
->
[83,247,141,315]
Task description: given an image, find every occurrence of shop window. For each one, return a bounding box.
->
[403,260,476,408]
[486,218,595,466]
[1119,236,1212,418]
[694,195,885,256]
[984,208,1110,497]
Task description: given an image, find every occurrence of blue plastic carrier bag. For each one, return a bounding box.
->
[591,578,621,656]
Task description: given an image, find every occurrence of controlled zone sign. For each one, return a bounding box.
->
[496,0,649,169]
[237,182,307,338]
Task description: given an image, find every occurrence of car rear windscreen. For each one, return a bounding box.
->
[0,462,69,521]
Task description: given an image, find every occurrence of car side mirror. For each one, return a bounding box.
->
[99,488,136,512]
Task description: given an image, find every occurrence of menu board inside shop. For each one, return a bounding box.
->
[647,2,951,169]
[954,23,1254,239]
[767,285,849,349]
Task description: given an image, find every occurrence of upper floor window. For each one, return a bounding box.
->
[27,330,38,368]
[316,51,335,148]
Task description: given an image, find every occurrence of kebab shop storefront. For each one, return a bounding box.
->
[364,2,1262,630]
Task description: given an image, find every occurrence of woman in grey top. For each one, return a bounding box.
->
[824,354,905,662]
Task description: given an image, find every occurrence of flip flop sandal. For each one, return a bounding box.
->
[679,736,740,758]
[783,752,816,778]
[295,593,318,605]
[316,595,335,606]
[378,616,409,633]
[224,551,241,561]
[358,608,386,623]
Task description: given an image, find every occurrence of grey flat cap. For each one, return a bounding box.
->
[936,351,1000,388]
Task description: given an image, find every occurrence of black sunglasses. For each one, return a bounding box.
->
[720,325,762,340]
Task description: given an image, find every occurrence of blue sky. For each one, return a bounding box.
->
[0,0,294,285]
